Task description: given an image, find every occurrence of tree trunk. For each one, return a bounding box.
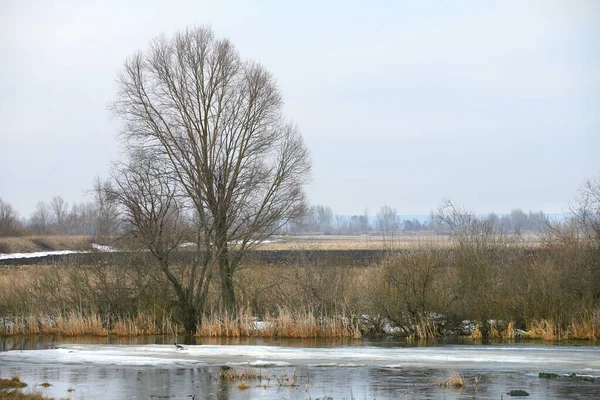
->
[219,252,237,316]
[181,305,197,335]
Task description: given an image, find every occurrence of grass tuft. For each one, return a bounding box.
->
[431,371,466,388]
[525,319,559,341]
[0,376,27,389]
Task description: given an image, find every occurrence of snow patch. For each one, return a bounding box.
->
[0,243,120,260]
[0,250,81,260]
[91,243,117,252]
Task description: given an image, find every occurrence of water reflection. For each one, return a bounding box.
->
[2,362,600,399]
[0,334,371,352]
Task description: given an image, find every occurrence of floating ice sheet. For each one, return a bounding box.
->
[1,344,599,376]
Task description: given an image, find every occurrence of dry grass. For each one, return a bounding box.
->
[0,233,597,341]
[469,326,482,340]
[54,313,108,336]
[0,377,54,400]
[196,308,361,339]
[0,377,27,389]
[1,308,361,339]
[501,321,515,339]
[258,234,452,251]
[0,235,93,254]
[219,367,263,382]
[469,321,515,340]
[0,390,54,400]
[0,312,184,337]
[0,232,540,254]
[431,371,466,388]
[257,232,544,251]
[525,319,560,341]
[568,311,600,340]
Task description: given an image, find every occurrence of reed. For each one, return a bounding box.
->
[196,308,360,339]
[567,310,600,340]
[0,376,27,389]
[0,311,186,337]
[469,326,482,340]
[0,390,53,400]
[54,312,108,336]
[501,321,515,339]
[431,370,466,388]
[525,319,559,341]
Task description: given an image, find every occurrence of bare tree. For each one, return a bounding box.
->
[377,205,398,247]
[334,214,348,234]
[93,177,119,236]
[0,198,20,236]
[30,201,50,233]
[112,26,311,315]
[105,151,212,332]
[310,205,333,233]
[50,196,68,234]
[572,173,600,245]
[360,208,370,233]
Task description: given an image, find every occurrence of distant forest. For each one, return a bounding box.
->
[1,185,550,238]
[288,204,550,235]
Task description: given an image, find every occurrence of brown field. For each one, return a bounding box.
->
[259,232,544,250]
[0,235,93,254]
[0,232,545,254]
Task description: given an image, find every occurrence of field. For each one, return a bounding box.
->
[0,232,545,254]
[0,235,93,254]
[258,232,544,250]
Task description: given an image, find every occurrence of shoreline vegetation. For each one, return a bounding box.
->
[2,186,600,342]
[0,310,598,341]
[1,231,599,341]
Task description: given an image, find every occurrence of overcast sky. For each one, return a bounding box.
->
[1,0,598,218]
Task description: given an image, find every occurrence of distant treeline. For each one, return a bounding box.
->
[0,179,118,237]
[286,204,550,235]
[2,193,549,238]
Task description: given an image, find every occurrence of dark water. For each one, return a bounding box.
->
[1,336,599,399]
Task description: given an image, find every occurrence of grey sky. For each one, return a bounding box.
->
[1,0,598,218]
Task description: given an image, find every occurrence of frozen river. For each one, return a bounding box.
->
[1,337,599,399]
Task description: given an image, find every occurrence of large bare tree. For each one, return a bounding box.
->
[112,26,311,315]
[105,152,211,332]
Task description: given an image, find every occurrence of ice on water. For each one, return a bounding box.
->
[1,344,598,376]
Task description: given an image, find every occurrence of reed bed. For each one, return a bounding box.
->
[0,312,184,337]
[431,370,466,388]
[469,321,515,340]
[196,308,361,339]
[0,376,54,400]
[525,314,600,341]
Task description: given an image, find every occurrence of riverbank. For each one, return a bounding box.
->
[1,310,598,341]
[1,234,599,341]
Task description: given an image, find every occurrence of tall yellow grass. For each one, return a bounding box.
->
[470,321,515,340]
[525,319,560,341]
[196,308,362,339]
[0,312,184,337]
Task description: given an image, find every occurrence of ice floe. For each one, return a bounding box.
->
[1,344,598,376]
